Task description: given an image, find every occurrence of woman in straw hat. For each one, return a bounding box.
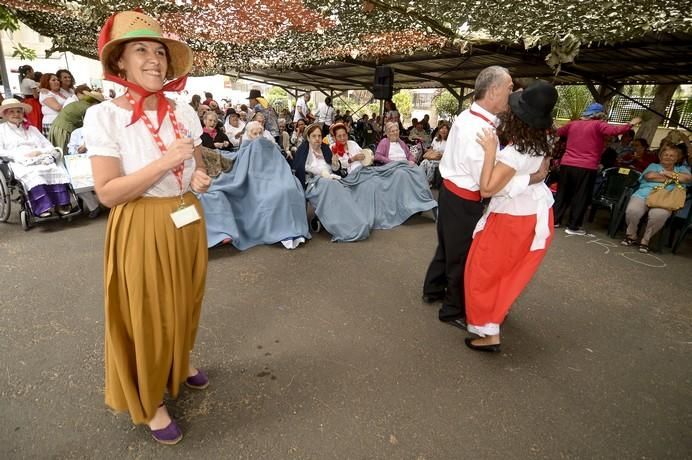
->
[464,81,558,352]
[0,98,73,217]
[83,10,211,444]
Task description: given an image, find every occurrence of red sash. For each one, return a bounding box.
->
[443,179,481,202]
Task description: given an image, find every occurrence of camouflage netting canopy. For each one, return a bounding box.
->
[5,0,692,89]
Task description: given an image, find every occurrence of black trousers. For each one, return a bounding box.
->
[553,165,597,230]
[423,185,484,321]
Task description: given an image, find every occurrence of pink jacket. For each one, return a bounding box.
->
[375,138,414,164]
[556,119,633,170]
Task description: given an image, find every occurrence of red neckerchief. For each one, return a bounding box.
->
[124,91,184,193]
[469,108,496,128]
[203,127,217,139]
[107,74,188,133]
[331,141,347,157]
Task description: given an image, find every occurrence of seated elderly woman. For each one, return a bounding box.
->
[621,143,691,253]
[197,121,310,250]
[294,123,341,187]
[420,121,449,185]
[0,98,72,217]
[244,112,275,143]
[301,122,437,242]
[200,111,231,151]
[329,122,370,175]
[616,138,658,172]
[408,119,431,147]
[375,122,417,166]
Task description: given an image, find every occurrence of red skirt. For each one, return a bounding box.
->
[464,210,554,337]
[23,96,43,130]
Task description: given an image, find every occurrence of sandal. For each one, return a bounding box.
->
[620,237,637,246]
[638,244,649,254]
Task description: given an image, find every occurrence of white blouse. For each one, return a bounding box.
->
[20,78,38,96]
[388,141,407,162]
[305,147,331,177]
[431,138,447,154]
[224,120,245,148]
[473,145,554,250]
[39,90,67,125]
[332,140,363,173]
[0,122,56,159]
[84,100,203,198]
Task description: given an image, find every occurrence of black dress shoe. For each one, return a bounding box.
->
[464,338,501,353]
[422,293,445,304]
[441,317,467,330]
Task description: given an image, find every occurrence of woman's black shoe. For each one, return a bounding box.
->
[464,338,501,353]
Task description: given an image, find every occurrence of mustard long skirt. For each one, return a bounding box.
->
[103,193,207,424]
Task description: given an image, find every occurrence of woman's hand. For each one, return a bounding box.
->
[213,142,224,149]
[190,168,211,193]
[476,128,498,156]
[408,160,417,167]
[351,153,365,162]
[162,138,194,170]
[423,150,442,161]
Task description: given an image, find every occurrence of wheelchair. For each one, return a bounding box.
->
[0,152,83,231]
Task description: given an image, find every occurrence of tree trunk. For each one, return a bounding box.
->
[636,84,678,145]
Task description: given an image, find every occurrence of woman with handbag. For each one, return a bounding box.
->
[621,144,691,253]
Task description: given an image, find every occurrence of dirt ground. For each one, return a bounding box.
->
[1,210,690,459]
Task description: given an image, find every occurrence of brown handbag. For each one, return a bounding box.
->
[646,179,686,211]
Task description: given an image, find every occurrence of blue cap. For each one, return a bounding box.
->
[582,102,604,117]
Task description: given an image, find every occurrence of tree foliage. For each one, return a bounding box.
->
[433,90,460,120]
[393,90,412,121]
[266,86,289,106]
[0,5,20,32]
[555,85,593,120]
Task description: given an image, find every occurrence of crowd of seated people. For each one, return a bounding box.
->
[2,65,107,219]
[2,64,443,242]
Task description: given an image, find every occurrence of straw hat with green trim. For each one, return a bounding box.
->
[97,10,192,80]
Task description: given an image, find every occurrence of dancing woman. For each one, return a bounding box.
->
[464,80,558,352]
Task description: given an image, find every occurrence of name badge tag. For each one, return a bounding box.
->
[171,205,200,228]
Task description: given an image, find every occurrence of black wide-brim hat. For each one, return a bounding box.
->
[508,80,558,129]
[247,89,262,99]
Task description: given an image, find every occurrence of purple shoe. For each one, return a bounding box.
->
[185,368,209,390]
[150,419,183,445]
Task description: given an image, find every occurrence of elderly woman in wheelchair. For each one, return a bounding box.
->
[0,98,73,218]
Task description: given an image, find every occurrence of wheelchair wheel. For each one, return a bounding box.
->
[20,210,32,231]
[310,216,322,233]
[0,172,10,222]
